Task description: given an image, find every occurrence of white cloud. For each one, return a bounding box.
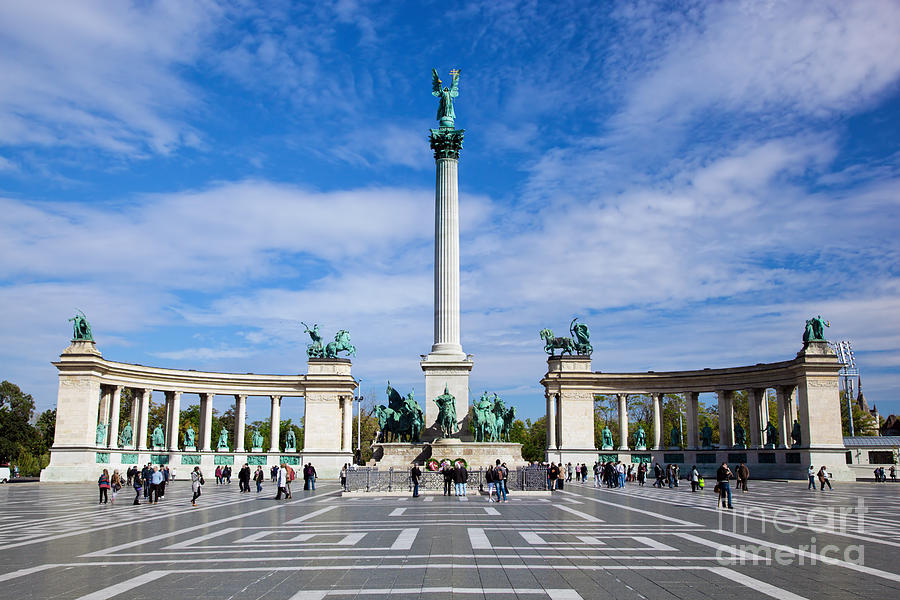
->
[0,1,221,155]
[614,1,900,131]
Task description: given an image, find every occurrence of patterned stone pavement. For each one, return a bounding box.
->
[0,477,898,599]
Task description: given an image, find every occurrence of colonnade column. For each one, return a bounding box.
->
[270,395,282,453]
[234,394,247,452]
[685,392,699,449]
[341,396,353,452]
[783,386,797,443]
[748,388,765,448]
[107,386,122,449]
[717,390,735,448]
[651,393,662,450]
[775,386,794,448]
[168,391,181,451]
[200,393,214,452]
[546,394,557,451]
[617,393,629,450]
[129,389,140,449]
[98,387,111,429]
[137,389,151,450]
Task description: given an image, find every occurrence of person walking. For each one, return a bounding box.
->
[637,463,646,487]
[142,463,151,498]
[715,462,733,509]
[339,464,348,490]
[238,464,251,493]
[98,469,111,504]
[159,466,168,499]
[593,462,600,487]
[690,465,700,492]
[275,464,288,500]
[132,472,143,505]
[215,466,222,485]
[254,466,265,493]
[285,464,294,498]
[110,469,122,503]
[410,463,422,498]
[818,466,832,491]
[308,463,317,490]
[495,460,508,502]
[149,466,164,504]
[891,465,897,481]
[653,463,664,488]
[808,464,816,490]
[737,463,750,492]
[190,466,204,506]
[617,462,626,488]
[271,465,278,482]
[485,463,496,501]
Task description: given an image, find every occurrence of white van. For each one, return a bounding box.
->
[0,467,10,483]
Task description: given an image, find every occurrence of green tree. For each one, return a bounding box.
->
[0,381,38,464]
[35,409,56,451]
[510,416,546,463]
[841,392,878,436]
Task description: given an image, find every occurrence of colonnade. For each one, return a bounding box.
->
[95,385,356,453]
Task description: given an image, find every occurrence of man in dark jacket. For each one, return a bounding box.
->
[442,463,454,496]
[716,462,733,509]
[410,464,422,497]
[238,464,251,493]
[653,462,663,488]
[455,464,468,497]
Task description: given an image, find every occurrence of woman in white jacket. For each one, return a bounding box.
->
[191,466,204,506]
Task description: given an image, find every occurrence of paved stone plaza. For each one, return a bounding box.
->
[1,480,898,599]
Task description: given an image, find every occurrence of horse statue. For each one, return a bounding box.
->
[375,405,400,442]
[501,406,517,442]
[473,392,498,442]
[433,385,457,438]
[378,382,422,443]
[325,329,357,358]
[539,328,575,356]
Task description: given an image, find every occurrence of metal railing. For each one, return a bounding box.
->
[344,465,548,493]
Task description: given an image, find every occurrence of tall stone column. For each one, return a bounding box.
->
[748,388,765,448]
[651,393,662,450]
[163,397,172,448]
[775,385,794,448]
[168,391,181,452]
[269,395,281,453]
[98,386,111,429]
[717,390,734,448]
[107,386,122,449]
[342,396,353,452]
[422,125,473,440]
[617,393,629,450]
[137,389,151,451]
[684,392,699,449]
[129,389,139,449]
[200,393,214,452]
[546,393,557,451]
[234,394,247,452]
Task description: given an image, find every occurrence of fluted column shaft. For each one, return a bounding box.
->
[270,395,282,452]
[107,386,122,449]
[235,394,247,451]
[432,157,462,355]
[128,389,139,449]
[748,388,765,448]
[717,390,735,448]
[617,393,629,450]
[200,393,214,452]
[137,389,151,450]
[651,393,662,450]
[546,394,557,450]
[168,391,181,451]
[684,392,699,449]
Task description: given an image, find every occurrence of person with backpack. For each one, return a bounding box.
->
[254,466,265,493]
[817,466,832,491]
[191,466,204,506]
[715,462,733,509]
[98,469,111,504]
[495,460,508,502]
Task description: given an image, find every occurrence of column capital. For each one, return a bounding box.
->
[429,128,465,160]
[234,393,248,401]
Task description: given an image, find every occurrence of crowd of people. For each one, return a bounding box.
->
[96,461,318,506]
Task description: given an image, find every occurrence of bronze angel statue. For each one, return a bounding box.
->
[432,68,460,128]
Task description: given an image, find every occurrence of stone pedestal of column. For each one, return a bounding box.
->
[421,354,474,441]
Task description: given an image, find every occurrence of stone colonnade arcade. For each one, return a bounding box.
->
[41,339,356,482]
[541,340,850,480]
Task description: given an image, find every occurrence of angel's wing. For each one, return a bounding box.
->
[449,69,460,97]
[432,68,442,97]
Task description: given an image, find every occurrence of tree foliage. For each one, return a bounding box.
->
[0,381,51,475]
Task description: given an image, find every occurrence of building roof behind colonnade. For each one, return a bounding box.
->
[843,436,900,447]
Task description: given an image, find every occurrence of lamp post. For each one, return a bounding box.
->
[355,378,362,464]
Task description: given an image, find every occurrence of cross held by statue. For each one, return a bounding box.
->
[449,69,459,77]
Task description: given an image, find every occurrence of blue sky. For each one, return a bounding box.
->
[1,0,899,425]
